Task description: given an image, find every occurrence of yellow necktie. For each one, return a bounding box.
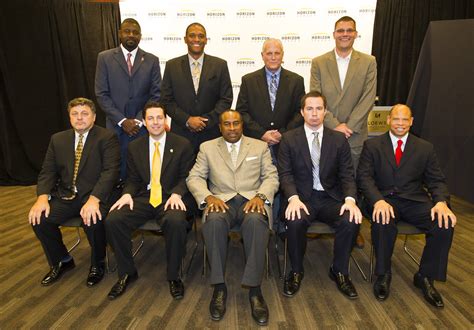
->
[149,141,162,207]
[72,134,84,186]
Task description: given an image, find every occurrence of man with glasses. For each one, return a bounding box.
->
[28,97,120,287]
[310,16,377,248]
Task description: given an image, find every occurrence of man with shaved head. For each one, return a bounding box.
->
[357,104,456,308]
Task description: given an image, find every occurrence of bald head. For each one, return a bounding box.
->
[387,104,413,138]
[261,38,284,73]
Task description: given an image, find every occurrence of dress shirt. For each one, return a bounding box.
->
[224,138,242,155]
[74,130,89,150]
[117,45,142,127]
[147,133,166,190]
[389,131,408,153]
[265,66,281,89]
[334,49,352,89]
[188,53,204,72]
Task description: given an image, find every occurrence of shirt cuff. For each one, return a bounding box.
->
[118,118,126,127]
[345,196,356,203]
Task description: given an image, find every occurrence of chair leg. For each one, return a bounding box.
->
[275,234,283,279]
[132,233,145,258]
[184,217,199,277]
[350,253,368,281]
[403,235,421,266]
[202,241,207,277]
[67,227,81,253]
[369,244,375,283]
[283,238,288,279]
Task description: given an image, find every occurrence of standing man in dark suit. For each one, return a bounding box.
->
[161,22,233,151]
[236,38,305,156]
[357,104,456,308]
[310,15,377,248]
[28,97,120,287]
[95,18,162,179]
[105,101,196,301]
[278,91,362,299]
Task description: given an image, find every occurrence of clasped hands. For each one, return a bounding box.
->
[204,195,266,215]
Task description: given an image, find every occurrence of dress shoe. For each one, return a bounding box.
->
[107,273,138,300]
[413,273,444,308]
[329,266,358,299]
[169,279,184,300]
[373,274,392,301]
[249,294,269,326]
[86,264,105,287]
[355,233,365,249]
[283,271,304,297]
[41,258,75,286]
[209,288,227,321]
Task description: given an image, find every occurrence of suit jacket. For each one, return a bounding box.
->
[37,125,120,204]
[278,126,357,203]
[357,132,450,207]
[160,54,233,148]
[310,50,377,148]
[95,46,162,128]
[123,132,196,209]
[236,67,305,139]
[186,136,279,227]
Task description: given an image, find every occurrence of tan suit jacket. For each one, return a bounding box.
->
[186,135,279,228]
[310,49,377,149]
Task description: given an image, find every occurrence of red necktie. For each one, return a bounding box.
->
[127,53,133,76]
[395,139,403,166]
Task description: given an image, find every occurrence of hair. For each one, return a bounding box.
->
[219,109,241,123]
[389,104,413,117]
[261,38,284,53]
[334,16,357,30]
[67,97,96,113]
[300,91,327,109]
[185,22,207,36]
[142,101,167,118]
[121,18,141,31]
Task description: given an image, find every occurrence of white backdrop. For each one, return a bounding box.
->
[120,0,377,106]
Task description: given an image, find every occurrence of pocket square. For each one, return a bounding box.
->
[245,156,258,161]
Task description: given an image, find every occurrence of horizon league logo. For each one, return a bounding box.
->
[122,13,137,18]
[236,9,255,18]
[236,58,256,67]
[251,34,270,42]
[359,8,376,14]
[296,8,317,17]
[141,36,153,41]
[207,10,225,18]
[266,9,285,17]
[327,8,347,15]
[163,35,181,42]
[159,59,168,66]
[148,11,166,17]
[231,82,241,89]
[281,33,300,42]
[222,34,240,42]
[311,33,331,41]
[295,57,312,66]
[177,10,195,18]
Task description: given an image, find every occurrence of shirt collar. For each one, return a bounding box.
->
[120,44,138,59]
[334,48,352,61]
[149,132,167,146]
[188,53,204,66]
[74,129,90,140]
[303,124,324,140]
[224,137,242,151]
[389,131,409,147]
[265,66,282,79]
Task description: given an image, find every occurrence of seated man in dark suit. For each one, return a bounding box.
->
[278,91,362,299]
[186,110,279,325]
[357,104,456,308]
[105,101,196,300]
[28,97,120,287]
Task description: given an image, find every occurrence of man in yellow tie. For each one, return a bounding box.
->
[105,101,196,300]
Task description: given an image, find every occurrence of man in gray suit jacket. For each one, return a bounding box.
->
[186,110,278,326]
[161,22,233,152]
[95,18,161,179]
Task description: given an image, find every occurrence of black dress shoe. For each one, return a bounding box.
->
[107,273,138,300]
[86,264,105,287]
[41,259,75,286]
[413,273,444,308]
[373,274,392,301]
[169,279,184,300]
[209,288,227,321]
[329,266,358,299]
[249,294,269,326]
[283,271,304,297]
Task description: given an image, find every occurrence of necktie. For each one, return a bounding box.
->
[395,139,403,166]
[230,143,238,168]
[127,53,133,76]
[310,132,321,190]
[192,61,201,93]
[72,134,84,187]
[149,142,162,207]
[269,74,278,110]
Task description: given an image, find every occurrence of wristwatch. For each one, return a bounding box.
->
[256,193,267,201]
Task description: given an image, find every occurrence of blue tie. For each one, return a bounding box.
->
[269,74,278,110]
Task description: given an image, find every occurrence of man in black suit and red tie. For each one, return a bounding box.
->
[160,22,233,151]
[357,104,456,308]
[105,101,196,300]
[28,97,120,287]
[278,91,362,299]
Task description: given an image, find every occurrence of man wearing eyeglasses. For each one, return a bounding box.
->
[310,16,377,248]
[28,97,120,288]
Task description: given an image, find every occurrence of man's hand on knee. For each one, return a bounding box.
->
[28,195,50,226]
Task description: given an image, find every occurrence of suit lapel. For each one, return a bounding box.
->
[161,134,174,176]
[235,136,251,169]
[398,134,414,168]
[296,127,312,173]
[274,68,288,112]
[66,130,76,181]
[139,137,151,183]
[340,50,360,97]
[77,126,95,176]
[131,48,145,77]
[257,68,272,111]
[198,54,211,94]
[382,133,397,170]
[326,52,342,94]
[180,55,196,95]
[319,128,330,175]
[112,47,129,76]
[217,138,235,170]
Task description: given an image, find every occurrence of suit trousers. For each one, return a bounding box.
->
[371,195,454,281]
[32,197,107,267]
[285,190,359,275]
[202,194,269,286]
[105,196,188,280]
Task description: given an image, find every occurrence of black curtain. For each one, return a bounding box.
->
[0,0,120,185]
[372,0,474,106]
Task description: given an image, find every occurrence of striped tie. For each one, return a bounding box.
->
[149,142,162,207]
[310,132,321,190]
[269,74,278,110]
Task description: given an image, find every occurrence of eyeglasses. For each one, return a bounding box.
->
[335,29,356,34]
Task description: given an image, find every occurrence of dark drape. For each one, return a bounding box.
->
[0,0,120,185]
[372,0,474,106]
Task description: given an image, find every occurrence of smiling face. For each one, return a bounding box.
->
[119,21,141,52]
[387,105,413,138]
[333,20,357,54]
[143,107,166,139]
[219,111,243,143]
[184,24,207,59]
[300,96,327,131]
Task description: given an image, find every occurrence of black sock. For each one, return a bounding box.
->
[61,255,72,263]
[214,283,227,294]
[249,286,262,298]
